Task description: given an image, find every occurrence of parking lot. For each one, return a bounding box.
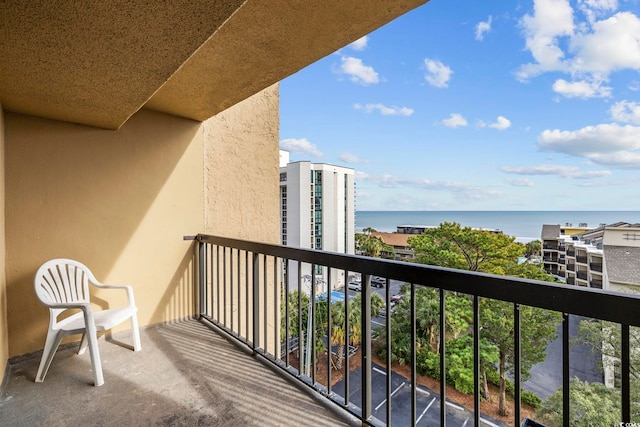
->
[334,363,507,427]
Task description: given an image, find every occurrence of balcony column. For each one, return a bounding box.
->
[361,273,372,421]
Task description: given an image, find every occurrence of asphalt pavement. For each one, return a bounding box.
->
[333,362,508,427]
[522,314,603,399]
[344,279,603,415]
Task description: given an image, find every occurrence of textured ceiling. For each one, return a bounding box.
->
[0,1,428,129]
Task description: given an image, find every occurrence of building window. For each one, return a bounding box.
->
[280,186,287,245]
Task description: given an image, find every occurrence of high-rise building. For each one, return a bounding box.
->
[542,221,640,387]
[280,153,355,293]
[542,221,640,293]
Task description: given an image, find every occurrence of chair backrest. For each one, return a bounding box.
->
[35,259,93,306]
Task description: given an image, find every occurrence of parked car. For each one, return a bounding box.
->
[348,281,362,292]
[390,294,404,303]
[371,276,385,288]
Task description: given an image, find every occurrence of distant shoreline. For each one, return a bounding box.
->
[355,210,640,242]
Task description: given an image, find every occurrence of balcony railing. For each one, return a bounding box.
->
[590,262,603,272]
[576,256,588,264]
[566,250,575,257]
[566,277,575,285]
[577,271,588,280]
[195,234,640,426]
[591,279,603,289]
[567,263,575,271]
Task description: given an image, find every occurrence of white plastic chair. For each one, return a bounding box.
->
[34,258,141,386]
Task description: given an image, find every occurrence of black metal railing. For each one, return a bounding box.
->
[567,263,575,271]
[566,250,575,257]
[590,279,603,289]
[590,262,603,272]
[577,271,588,280]
[566,277,575,285]
[195,234,640,426]
[576,256,588,264]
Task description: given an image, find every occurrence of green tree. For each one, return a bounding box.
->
[537,377,620,426]
[504,262,558,281]
[407,222,524,274]
[524,240,542,258]
[328,292,384,370]
[355,227,395,258]
[280,289,310,340]
[481,299,560,415]
[576,319,640,420]
[399,223,560,415]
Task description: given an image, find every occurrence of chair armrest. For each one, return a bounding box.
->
[89,281,137,307]
[41,302,91,310]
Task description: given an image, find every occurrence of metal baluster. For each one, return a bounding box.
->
[562,313,570,427]
[411,283,417,426]
[514,304,521,427]
[622,323,630,423]
[440,288,446,427]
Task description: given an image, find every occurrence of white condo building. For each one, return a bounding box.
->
[280,153,355,293]
[541,221,640,389]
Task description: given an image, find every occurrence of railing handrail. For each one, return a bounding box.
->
[197,234,640,327]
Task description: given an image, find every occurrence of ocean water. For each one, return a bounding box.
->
[356,211,640,242]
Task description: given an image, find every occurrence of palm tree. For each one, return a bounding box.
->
[355,227,396,258]
[329,293,384,370]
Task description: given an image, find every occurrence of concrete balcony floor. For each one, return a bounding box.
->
[0,319,352,426]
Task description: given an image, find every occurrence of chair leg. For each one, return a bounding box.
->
[84,318,104,386]
[78,333,89,355]
[130,314,141,352]
[35,331,64,383]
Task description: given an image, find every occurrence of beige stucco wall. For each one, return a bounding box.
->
[204,83,280,243]
[4,85,281,359]
[0,103,8,379]
[5,109,204,357]
[203,84,281,354]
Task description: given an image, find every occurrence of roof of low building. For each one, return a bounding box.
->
[372,232,411,248]
[604,245,640,285]
[541,224,561,239]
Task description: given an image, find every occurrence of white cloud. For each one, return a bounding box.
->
[335,56,379,85]
[476,16,492,41]
[552,78,612,98]
[339,152,368,163]
[442,113,468,128]
[570,12,640,74]
[518,1,640,88]
[518,0,575,80]
[356,172,501,200]
[348,36,368,51]
[507,178,535,187]
[579,0,617,12]
[578,0,618,23]
[537,123,640,168]
[610,100,640,124]
[489,116,512,130]
[424,58,453,88]
[501,164,612,178]
[279,138,323,158]
[353,103,414,116]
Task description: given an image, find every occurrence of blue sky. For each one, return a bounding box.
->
[279,0,640,211]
